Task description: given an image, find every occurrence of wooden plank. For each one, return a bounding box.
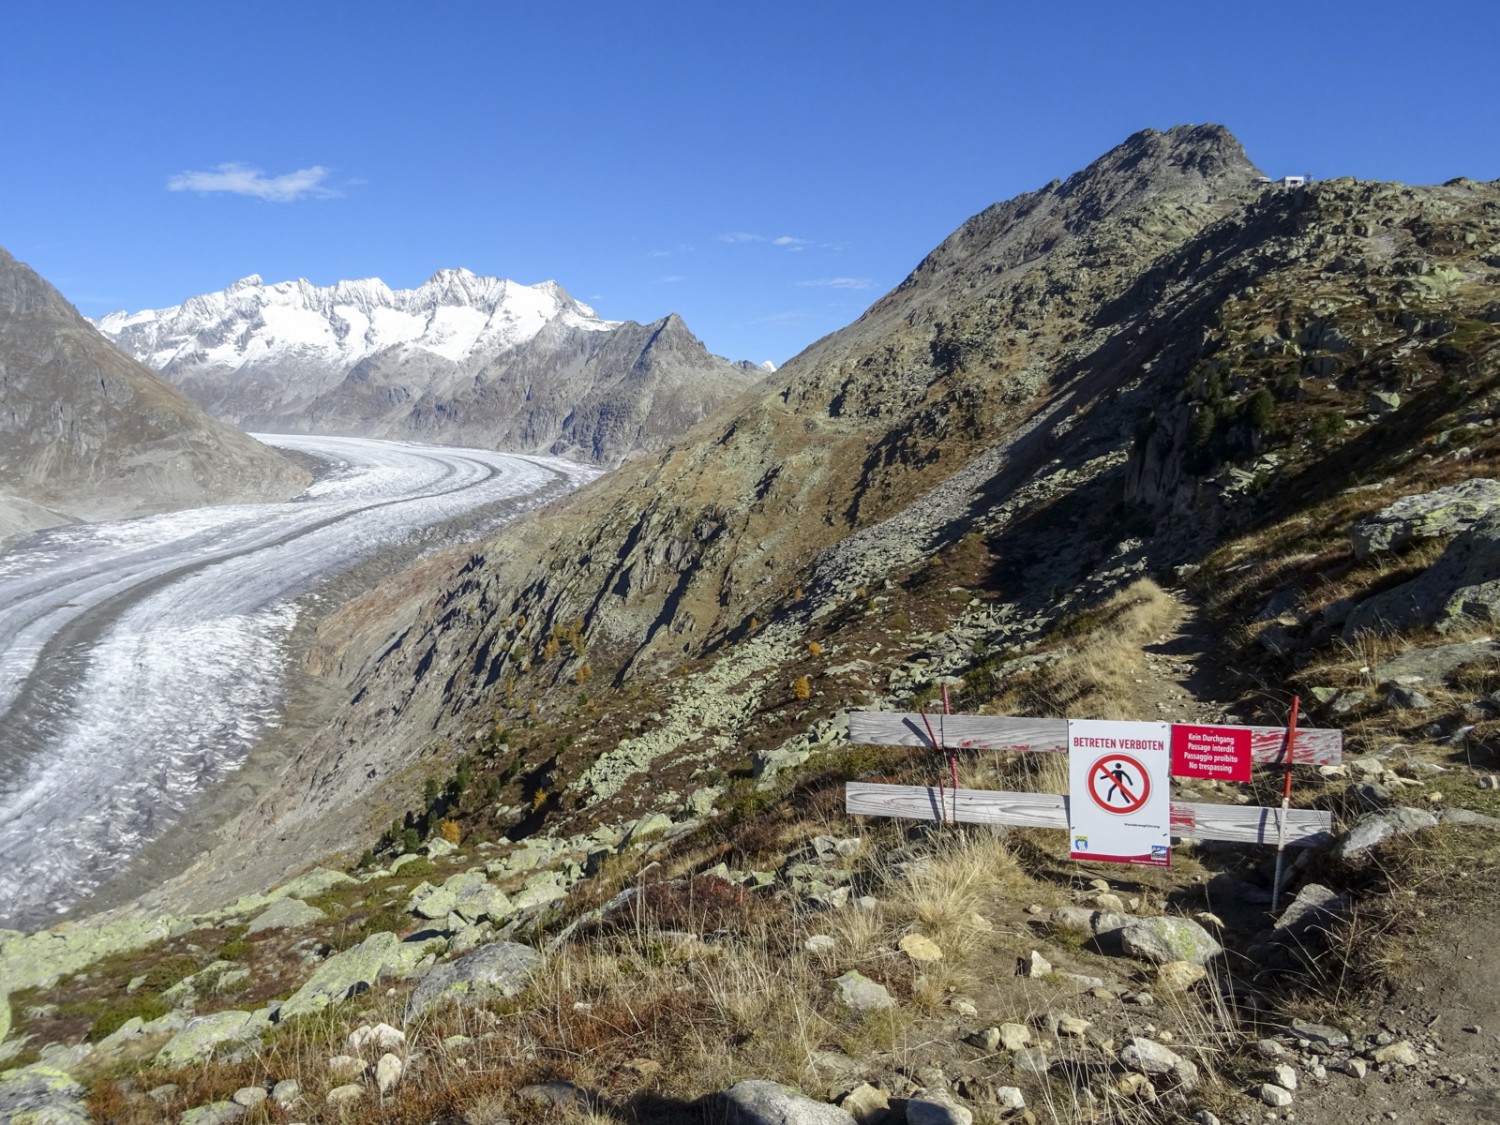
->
[847,712,1342,765]
[844,782,1335,847]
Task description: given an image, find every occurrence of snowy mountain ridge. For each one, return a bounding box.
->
[96,268,617,372]
[93,269,766,465]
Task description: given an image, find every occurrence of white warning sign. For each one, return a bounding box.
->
[1068,718,1171,866]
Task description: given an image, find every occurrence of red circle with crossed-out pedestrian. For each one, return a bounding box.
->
[1086,754,1151,814]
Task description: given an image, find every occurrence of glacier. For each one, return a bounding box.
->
[0,435,598,929]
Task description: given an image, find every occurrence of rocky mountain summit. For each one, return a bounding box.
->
[6,124,1500,1124]
[0,248,309,544]
[96,270,764,464]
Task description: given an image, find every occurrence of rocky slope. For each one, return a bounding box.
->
[125,122,1500,909]
[0,249,309,543]
[96,270,764,465]
[6,122,1500,1125]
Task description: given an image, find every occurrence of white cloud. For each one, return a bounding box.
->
[648,243,695,258]
[167,163,338,202]
[718,231,764,243]
[773,235,808,249]
[796,277,873,290]
[657,274,684,283]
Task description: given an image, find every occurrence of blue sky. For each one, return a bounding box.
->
[4,1,1497,366]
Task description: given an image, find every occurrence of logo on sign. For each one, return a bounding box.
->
[1086,753,1151,814]
[1073,835,1088,851]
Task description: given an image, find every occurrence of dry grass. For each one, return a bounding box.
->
[990,578,1181,721]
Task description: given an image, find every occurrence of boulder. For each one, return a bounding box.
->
[1372,640,1500,687]
[1119,916,1222,966]
[409,871,512,924]
[721,1080,856,1125]
[179,1101,246,1125]
[1333,807,1438,859]
[270,1079,300,1109]
[1119,1037,1183,1076]
[403,940,542,1021]
[246,897,325,934]
[1344,509,1500,637]
[0,914,178,992]
[280,931,426,1020]
[833,971,894,1012]
[0,1064,90,1125]
[349,1022,406,1053]
[1352,479,1500,560]
[230,1086,266,1108]
[156,1009,271,1066]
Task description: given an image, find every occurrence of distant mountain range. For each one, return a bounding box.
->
[0,248,309,545]
[97,271,771,464]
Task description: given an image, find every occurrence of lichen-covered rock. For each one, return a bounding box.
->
[403,940,542,1021]
[0,915,179,992]
[408,871,512,924]
[179,1100,246,1125]
[156,1009,271,1066]
[721,1079,856,1125]
[0,1064,90,1124]
[280,931,424,1020]
[1119,916,1222,966]
[1352,479,1500,560]
[246,897,326,934]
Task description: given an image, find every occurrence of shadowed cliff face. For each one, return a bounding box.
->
[132,125,1500,908]
[0,248,309,538]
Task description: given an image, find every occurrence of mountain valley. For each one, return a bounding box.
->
[3,124,1500,1125]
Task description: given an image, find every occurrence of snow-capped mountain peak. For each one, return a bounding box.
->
[95,270,620,373]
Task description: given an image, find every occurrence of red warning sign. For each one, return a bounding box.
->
[1171,724,1252,782]
[1086,753,1152,814]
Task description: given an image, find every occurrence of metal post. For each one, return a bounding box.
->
[1270,695,1301,914]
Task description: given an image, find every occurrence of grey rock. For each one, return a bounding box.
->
[1119,1037,1183,1076]
[1344,509,1500,636]
[1352,479,1500,559]
[517,1080,591,1109]
[230,1086,266,1108]
[1372,640,1500,687]
[1255,1082,1294,1107]
[1119,916,1223,965]
[1024,949,1053,977]
[404,940,542,1021]
[1334,807,1438,859]
[721,1079,856,1125]
[281,931,427,1019]
[1440,807,1500,831]
[833,970,895,1012]
[270,1079,301,1109]
[156,1009,271,1066]
[0,1064,90,1125]
[245,897,326,934]
[1290,1019,1350,1049]
[179,1101,246,1125]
